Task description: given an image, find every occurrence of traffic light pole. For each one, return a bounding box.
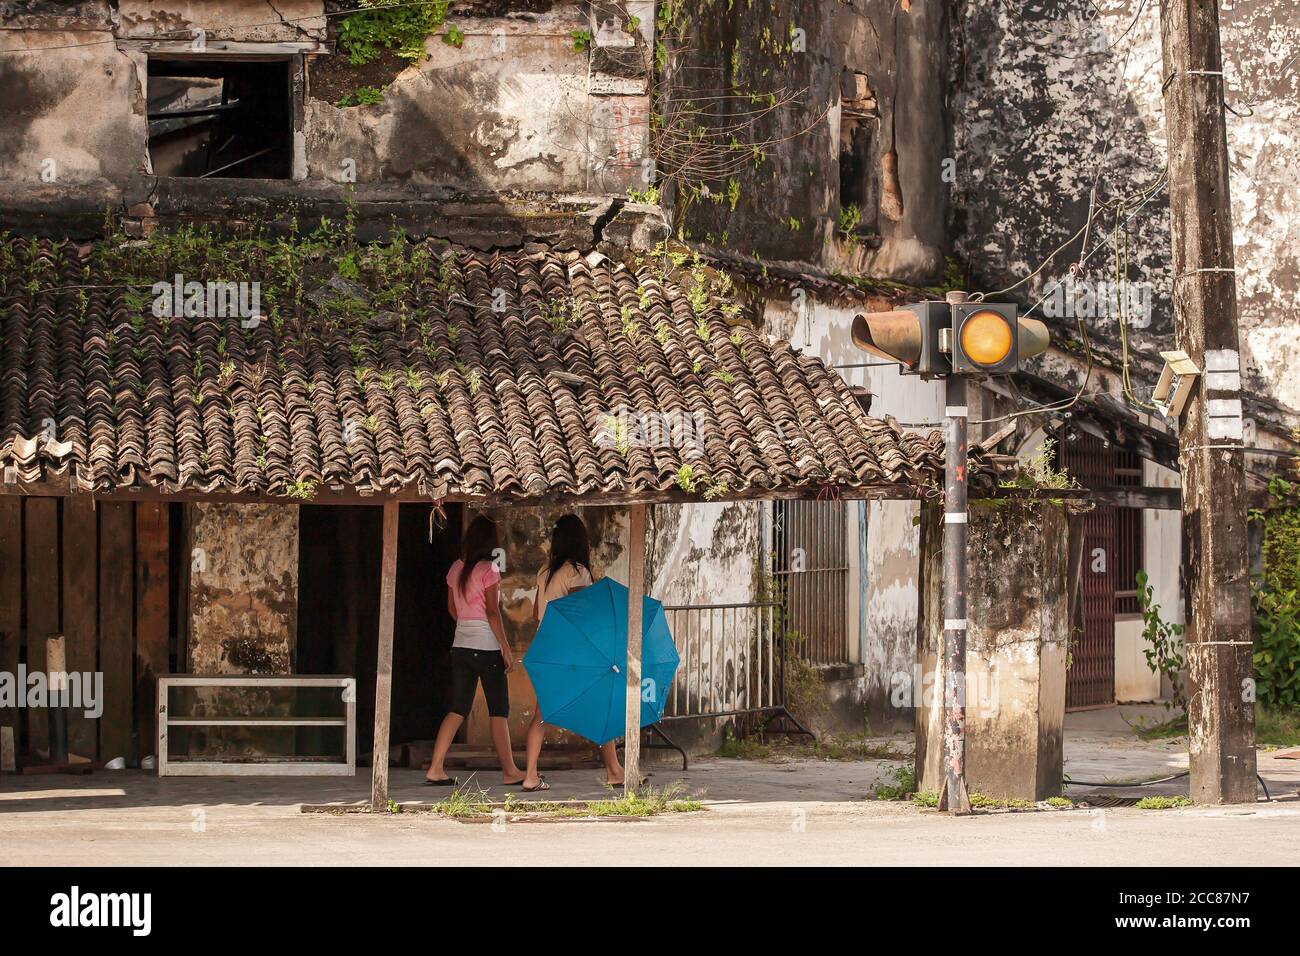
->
[939,370,972,815]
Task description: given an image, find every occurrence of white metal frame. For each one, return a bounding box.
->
[157,675,356,777]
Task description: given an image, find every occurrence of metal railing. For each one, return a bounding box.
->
[660,601,785,720]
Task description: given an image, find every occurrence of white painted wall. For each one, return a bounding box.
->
[764,296,945,719]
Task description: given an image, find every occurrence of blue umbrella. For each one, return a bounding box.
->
[522,577,680,745]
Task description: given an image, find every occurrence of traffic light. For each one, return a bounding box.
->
[850,302,951,379]
[851,300,1048,377]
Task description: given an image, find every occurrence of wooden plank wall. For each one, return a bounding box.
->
[134,503,170,760]
[0,499,21,733]
[0,496,174,765]
[23,498,58,755]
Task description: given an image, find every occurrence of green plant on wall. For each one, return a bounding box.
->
[1135,569,1186,712]
[337,0,450,66]
[1252,477,1300,710]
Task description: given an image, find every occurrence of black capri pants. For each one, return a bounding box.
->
[448,647,510,718]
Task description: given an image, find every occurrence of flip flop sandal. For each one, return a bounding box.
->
[521,776,551,792]
[424,777,459,786]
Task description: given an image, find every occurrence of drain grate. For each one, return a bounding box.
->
[1076,794,1143,808]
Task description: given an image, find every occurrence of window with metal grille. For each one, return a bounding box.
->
[771,500,851,664]
[1114,449,1144,615]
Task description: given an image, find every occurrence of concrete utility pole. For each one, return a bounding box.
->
[940,292,972,816]
[1159,0,1256,802]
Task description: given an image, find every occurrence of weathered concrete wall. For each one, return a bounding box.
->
[188,502,299,674]
[0,23,145,196]
[0,0,651,225]
[917,500,1070,802]
[663,0,949,281]
[950,0,1300,427]
[764,291,944,732]
[305,4,650,195]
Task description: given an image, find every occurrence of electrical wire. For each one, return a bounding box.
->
[971,174,1169,425]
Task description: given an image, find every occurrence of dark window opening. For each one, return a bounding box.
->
[1113,449,1144,615]
[147,58,292,179]
[838,69,877,237]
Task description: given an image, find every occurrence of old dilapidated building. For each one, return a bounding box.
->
[0,0,1296,776]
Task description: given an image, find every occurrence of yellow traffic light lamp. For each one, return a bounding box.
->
[950,302,1050,374]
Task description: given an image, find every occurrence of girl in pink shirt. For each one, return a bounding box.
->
[425,515,525,787]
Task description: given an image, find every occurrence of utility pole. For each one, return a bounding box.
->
[939,292,972,815]
[1160,0,1256,802]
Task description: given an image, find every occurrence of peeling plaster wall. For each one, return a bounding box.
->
[0,25,146,194]
[0,1,650,222]
[305,5,649,194]
[950,0,1300,424]
[764,293,944,729]
[188,502,299,675]
[668,0,949,282]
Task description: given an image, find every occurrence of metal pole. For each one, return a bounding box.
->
[941,293,972,815]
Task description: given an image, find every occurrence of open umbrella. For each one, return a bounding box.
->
[522,577,680,745]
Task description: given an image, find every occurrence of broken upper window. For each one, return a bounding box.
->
[146,58,292,179]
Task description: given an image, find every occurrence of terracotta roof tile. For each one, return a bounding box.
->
[0,236,945,502]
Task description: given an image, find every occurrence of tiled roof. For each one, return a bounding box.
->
[0,236,945,502]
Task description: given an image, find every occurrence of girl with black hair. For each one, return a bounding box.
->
[520,513,625,792]
[425,515,525,786]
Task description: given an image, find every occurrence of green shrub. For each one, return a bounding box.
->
[1136,569,1186,710]
[1253,482,1300,710]
[338,0,450,66]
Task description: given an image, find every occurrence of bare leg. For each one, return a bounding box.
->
[601,741,624,786]
[523,711,547,789]
[491,717,525,784]
[426,712,464,782]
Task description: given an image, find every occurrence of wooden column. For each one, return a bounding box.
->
[0,498,21,735]
[623,503,647,796]
[1160,0,1256,802]
[61,497,98,759]
[135,503,170,762]
[23,498,58,756]
[370,501,400,810]
[98,503,135,764]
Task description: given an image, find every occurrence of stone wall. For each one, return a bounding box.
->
[949,0,1300,425]
[916,499,1070,802]
[0,0,652,229]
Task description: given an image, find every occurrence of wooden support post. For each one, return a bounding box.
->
[98,503,135,765]
[0,498,20,736]
[623,503,647,797]
[370,501,400,810]
[23,498,58,756]
[61,497,98,760]
[1160,0,1256,803]
[135,503,170,763]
